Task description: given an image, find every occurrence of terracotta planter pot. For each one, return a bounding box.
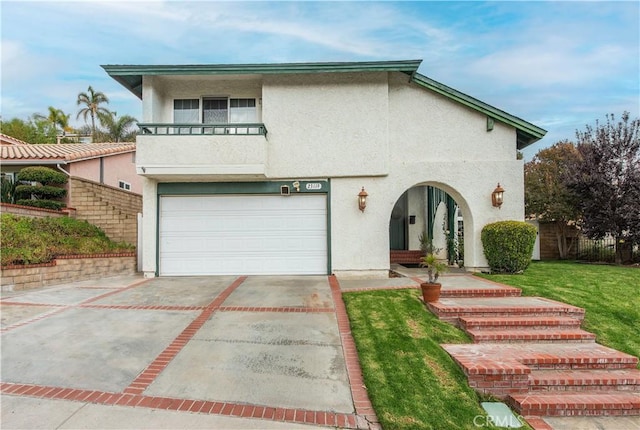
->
[420,282,442,303]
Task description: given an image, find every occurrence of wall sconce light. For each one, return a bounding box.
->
[491,183,505,208]
[358,187,368,212]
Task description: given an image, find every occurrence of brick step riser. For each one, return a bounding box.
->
[434,312,586,324]
[461,322,583,331]
[531,385,640,392]
[507,393,640,417]
[465,375,640,399]
[440,291,522,298]
[473,338,596,344]
[527,363,638,371]
[511,407,640,417]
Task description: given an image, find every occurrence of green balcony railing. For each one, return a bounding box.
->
[138,123,267,136]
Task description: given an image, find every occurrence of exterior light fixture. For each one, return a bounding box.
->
[491,183,505,208]
[358,187,368,212]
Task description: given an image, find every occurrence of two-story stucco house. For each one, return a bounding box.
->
[104,60,545,278]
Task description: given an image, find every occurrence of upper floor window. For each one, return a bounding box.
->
[174,99,199,123]
[118,180,131,191]
[174,97,258,125]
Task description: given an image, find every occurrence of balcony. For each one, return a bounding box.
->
[135,123,268,180]
[138,123,267,136]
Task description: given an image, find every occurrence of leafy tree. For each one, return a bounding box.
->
[0,116,57,143]
[96,111,137,142]
[76,86,110,142]
[525,140,582,259]
[568,112,640,264]
[35,106,71,135]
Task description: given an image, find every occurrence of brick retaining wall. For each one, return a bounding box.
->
[1,254,137,291]
[0,203,69,219]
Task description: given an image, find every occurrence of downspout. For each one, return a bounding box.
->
[56,164,71,210]
[56,164,70,176]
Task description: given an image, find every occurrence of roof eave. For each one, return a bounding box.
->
[0,160,67,165]
[102,59,422,100]
[411,73,546,149]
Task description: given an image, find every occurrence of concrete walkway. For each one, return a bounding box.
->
[1,275,377,429]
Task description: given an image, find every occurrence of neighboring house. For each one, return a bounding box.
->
[104,59,546,278]
[0,139,141,195]
[0,133,30,146]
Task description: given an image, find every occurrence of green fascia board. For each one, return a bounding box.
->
[411,73,546,149]
[102,60,422,99]
[157,180,329,195]
[103,59,545,148]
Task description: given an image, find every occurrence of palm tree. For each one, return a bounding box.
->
[76,86,110,142]
[97,111,138,142]
[36,106,70,136]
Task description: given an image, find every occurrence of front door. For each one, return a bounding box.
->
[389,192,408,250]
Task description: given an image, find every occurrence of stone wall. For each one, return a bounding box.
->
[68,177,142,245]
[1,254,137,291]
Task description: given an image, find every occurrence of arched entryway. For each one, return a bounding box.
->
[389,183,468,268]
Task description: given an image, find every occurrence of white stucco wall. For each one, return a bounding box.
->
[262,72,389,177]
[137,70,528,277]
[141,177,158,277]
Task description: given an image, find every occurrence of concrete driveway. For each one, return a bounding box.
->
[1,275,379,429]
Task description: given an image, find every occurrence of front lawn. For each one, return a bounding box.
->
[478,261,640,362]
[343,289,507,430]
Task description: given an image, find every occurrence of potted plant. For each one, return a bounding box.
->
[419,253,449,302]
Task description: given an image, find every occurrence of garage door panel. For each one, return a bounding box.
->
[159,194,327,275]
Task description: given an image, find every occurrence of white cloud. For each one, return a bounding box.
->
[468,41,629,88]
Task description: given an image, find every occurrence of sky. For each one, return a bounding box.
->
[1,0,638,159]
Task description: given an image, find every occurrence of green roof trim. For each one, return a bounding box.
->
[101,60,422,99]
[103,59,546,148]
[411,73,546,148]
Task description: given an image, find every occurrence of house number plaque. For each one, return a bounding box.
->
[305,183,322,190]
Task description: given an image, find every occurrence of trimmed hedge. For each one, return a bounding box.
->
[14,166,67,210]
[17,166,68,185]
[15,184,67,199]
[15,199,65,210]
[481,221,537,273]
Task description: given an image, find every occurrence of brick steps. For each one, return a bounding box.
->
[460,316,582,330]
[428,297,585,323]
[440,286,522,298]
[530,369,640,392]
[430,280,640,420]
[507,392,640,417]
[467,327,596,343]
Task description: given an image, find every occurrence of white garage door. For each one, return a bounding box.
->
[159,194,327,275]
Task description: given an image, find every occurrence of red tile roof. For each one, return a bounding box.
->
[1,142,136,163]
[0,133,29,146]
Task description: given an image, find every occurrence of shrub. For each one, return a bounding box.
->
[481,221,537,273]
[15,185,67,199]
[16,166,68,185]
[0,214,134,266]
[15,199,65,211]
[14,166,68,210]
[1,177,16,203]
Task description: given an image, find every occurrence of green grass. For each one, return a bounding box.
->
[478,261,640,362]
[343,289,513,430]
